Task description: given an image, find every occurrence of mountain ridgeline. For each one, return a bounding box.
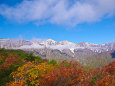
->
[0,39,115,52]
[0,39,115,66]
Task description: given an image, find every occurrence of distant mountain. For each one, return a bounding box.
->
[0,39,115,53]
[0,39,114,66]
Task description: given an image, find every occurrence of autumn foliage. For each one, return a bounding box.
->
[0,48,114,86]
[6,60,115,86]
[0,48,42,86]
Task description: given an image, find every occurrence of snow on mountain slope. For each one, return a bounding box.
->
[0,39,115,53]
[60,41,76,45]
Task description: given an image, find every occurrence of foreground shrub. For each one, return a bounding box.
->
[0,49,114,86]
[0,49,42,86]
[7,61,54,86]
[7,61,115,86]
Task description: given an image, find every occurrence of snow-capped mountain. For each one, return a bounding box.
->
[0,39,115,53]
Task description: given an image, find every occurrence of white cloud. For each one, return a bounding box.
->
[0,0,115,26]
[17,44,45,49]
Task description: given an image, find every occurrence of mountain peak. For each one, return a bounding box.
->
[77,42,98,46]
[45,39,58,45]
[60,41,76,45]
[46,39,56,42]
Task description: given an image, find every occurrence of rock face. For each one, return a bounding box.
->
[0,39,115,53]
[0,39,115,64]
[0,39,32,49]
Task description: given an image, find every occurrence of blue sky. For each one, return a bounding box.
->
[0,0,115,44]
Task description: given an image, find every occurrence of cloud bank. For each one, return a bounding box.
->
[0,0,115,26]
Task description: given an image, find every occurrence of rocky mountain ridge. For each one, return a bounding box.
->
[0,39,115,53]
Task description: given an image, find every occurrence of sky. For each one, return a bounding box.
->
[0,0,115,44]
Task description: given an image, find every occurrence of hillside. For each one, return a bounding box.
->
[0,48,42,86]
[0,49,115,86]
[0,39,115,66]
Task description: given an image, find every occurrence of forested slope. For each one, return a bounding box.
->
[0,48,114,86]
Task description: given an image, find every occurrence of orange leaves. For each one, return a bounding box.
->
[1,49,114,86]
[6,80,27,86]
[9,61,54,86]
[95,74,114,86]
[93,61,115,86]
[0,53,18,69]
[0,54,4,59]
[39,62,86,86]
[7,60,115,86]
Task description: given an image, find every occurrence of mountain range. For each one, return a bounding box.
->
[0,38,115,53]
[0,38,115,67]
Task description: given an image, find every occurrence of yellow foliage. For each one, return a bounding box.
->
[10,61,55,86]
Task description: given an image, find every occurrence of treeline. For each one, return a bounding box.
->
[0,48,115,86]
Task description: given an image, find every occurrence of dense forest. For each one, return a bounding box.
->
[0,48,115,86]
